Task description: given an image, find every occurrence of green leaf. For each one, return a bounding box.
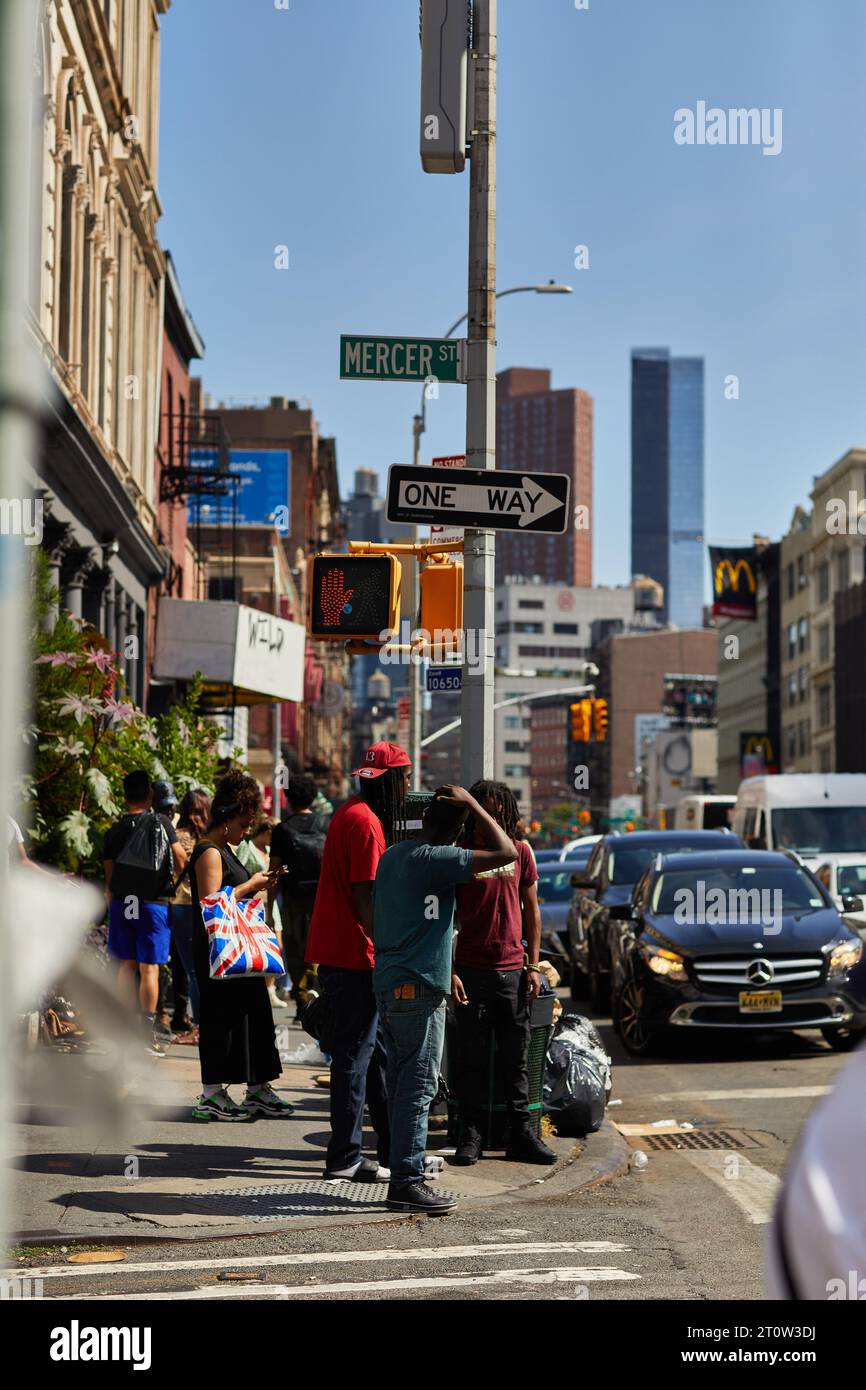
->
[58,810,93,859]
[84,768,120,817]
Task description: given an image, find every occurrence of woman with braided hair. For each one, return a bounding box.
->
[452,779,556,1167]
[305,742,411,1181]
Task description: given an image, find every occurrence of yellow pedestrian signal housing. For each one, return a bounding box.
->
[308,553,401,640]
[592,698,609,742]
[570,699,592,742]
[419,559,463,653]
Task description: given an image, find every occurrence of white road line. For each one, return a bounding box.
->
[59,1265,641,1300]
[651,1086,829,1102]
[3,1240,632,1283]
[683,1151,780,1225]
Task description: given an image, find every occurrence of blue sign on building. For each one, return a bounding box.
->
[189,449,291,529]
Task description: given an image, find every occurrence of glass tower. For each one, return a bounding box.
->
[631,348,704,627]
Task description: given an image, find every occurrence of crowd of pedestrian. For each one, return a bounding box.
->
[101,740,554,1213]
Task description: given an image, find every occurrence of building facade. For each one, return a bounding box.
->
[29,0,171,707]
[495,368,593,587]
[779,506,813,773]
[631,348,705,628]
[715,545,781,793]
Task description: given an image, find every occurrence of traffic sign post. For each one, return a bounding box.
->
[385,464,570,535]
[340,335,465,385]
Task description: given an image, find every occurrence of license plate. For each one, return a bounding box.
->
[738,990,783,1014]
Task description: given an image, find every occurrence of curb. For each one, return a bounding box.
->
[9,1120,633,1252]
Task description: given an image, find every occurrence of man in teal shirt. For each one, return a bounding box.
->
[373,785,516,1214]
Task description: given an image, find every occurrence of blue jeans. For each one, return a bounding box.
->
[318,966,390,1172]
[170,905,200,1024]
[376,983,447,1187]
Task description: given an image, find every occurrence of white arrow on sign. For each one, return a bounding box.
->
[397,474,562,528]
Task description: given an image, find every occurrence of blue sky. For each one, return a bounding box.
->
[158,0,866,588]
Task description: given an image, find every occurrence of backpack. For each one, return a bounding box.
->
[111,812,173,903]
[280,814,328,901]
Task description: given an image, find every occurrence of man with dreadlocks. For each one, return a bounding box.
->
[305,741,411,1182]
[452,779,556,1166]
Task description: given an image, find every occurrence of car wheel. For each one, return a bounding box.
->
[569,955,588,1001]
[821,1025,866,1052]
[615,975,658,1057]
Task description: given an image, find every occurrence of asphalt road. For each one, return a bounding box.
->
[12,1010,847,1303]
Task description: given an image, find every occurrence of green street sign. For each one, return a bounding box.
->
[339,335,464,384]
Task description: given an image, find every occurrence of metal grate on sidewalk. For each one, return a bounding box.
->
[635,1129,765,1153]
[182,1180,392,1221]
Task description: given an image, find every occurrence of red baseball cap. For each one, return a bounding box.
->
[353,741,412,780]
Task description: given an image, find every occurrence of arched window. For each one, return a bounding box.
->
[57,86,76,363]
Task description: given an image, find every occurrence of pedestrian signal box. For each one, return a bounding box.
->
[570,700,592,742]
[419,559,463,652]
[308,554,401,640]
[592,698,609,742]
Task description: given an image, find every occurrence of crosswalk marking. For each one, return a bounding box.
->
[60,1265,641,1300]
[683,1151,780,1225]
[3,1240,632,1284]
[651,1086,830,1102]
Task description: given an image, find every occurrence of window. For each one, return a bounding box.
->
[798,617,808,653]
[837,548,850,591]
[797,556,806,590]
[798,720,809,756]
[786,725,797,761]
[817,562,830,604]
[818,623,831,664]
[788,673,797,709]
[553,622,578,635]
[504,741,525,753]
[786,563,795,600]
[504,716,521,729]
[514,622,543,634]
[517,599,543,610]
[818,683,831,729]
[819,745,832,773]
[787,623,797,660]
[504,764,524,779]
[799,667,808,703]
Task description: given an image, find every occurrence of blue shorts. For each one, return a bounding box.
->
[108,900,171,965]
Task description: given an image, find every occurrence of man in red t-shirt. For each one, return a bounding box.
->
[452,780,556,1167]
[306,742,411,1181]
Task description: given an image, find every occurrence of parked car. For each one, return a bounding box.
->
[812,854,866,936]
[534,848,566,865]
[536,863,577,981]
[608,849,866,1056]
[731,773,866,866]
[568,829,743,1009]
[560,834,602,859]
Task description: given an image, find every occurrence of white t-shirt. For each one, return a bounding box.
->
[766,1043,866,1299]
[8,817,23,847]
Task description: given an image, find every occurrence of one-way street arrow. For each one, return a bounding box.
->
[385,464,571,535]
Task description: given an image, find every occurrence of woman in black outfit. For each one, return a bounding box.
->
[189,770,293,1121]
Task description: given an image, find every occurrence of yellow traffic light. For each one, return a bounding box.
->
[570,699,592,742]
[592,698,609,742]
[419,559,463,653]
[308,553,401,640]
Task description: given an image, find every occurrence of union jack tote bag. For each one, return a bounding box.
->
[201,889,285,981]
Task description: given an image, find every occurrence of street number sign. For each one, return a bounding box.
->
[427,666,462,693]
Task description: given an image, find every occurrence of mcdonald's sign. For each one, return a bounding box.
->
[740,732,778,777]
[709,545,758,620]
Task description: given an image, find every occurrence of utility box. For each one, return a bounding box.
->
[420,0,471,174]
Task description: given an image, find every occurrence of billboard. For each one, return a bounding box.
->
[710,545,758,620]
[189,448,291,528]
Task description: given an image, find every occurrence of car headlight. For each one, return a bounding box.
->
[643,943,688,982]
[828,939,863,978]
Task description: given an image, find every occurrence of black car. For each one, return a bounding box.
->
[536,858,588,982]
[567,829,744,1008]
[608,849,866,1055]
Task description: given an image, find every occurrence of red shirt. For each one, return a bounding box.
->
[306,797,385,971]
[454,840,537,970]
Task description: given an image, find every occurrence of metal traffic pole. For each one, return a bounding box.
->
[460,0,497,786]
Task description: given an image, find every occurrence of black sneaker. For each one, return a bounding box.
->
[386,1180,458,1214]
[504,1128,557,1165]
[453,1128,483,1166]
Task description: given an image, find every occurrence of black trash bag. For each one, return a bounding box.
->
[543,1012,612,1137]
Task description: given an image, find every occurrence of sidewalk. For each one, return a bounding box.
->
[11,1021,629,1245]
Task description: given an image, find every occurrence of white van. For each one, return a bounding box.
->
[731,774,866,864]
[673,795,735,831]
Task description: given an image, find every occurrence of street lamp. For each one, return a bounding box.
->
[412,280,573,463]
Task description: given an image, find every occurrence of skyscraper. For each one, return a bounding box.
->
[495,369,593,586]
[631,348,705,627]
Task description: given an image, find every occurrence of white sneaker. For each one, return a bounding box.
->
[268,989,289,1009]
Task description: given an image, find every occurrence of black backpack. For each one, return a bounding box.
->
[279,814,328,901]
[111,812,173,903]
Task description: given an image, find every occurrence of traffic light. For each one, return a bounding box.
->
[419,559,463,653]
[569,699,592,742]
[308,553,401,640]
[592,698,609,742]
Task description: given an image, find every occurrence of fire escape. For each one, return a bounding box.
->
[159,409,239,599]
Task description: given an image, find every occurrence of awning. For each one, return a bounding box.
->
[153,598,305,705]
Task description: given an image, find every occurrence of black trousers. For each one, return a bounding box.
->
[318,965,390,1171]
[454,966,531,1135]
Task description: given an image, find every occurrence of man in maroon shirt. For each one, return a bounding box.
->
[306,742,411,1182]
[452,780,556,1166]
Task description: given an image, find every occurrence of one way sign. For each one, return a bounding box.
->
[385,464,571,535]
